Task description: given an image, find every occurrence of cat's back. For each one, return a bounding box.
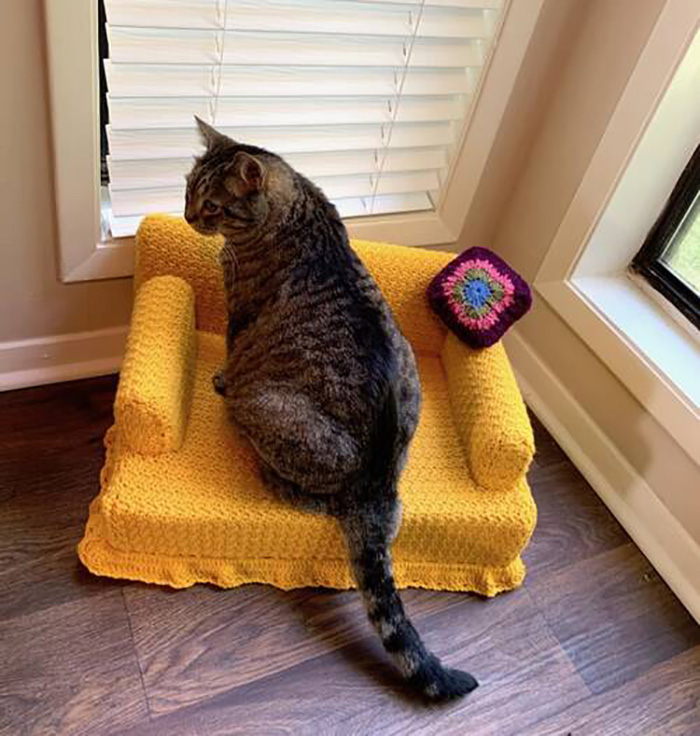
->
[228,187,419,438]
[287,226,399,355]
[233,176,415,394]
[235,222,398,380]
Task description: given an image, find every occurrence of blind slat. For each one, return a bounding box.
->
[105,0,493,39]
[108,28,486,69]
[360,0,501,7]
[108,96,467,129]
[109,190,432,236]
[110,170,441,216]
[105,62,475,98]
[108,149,448,189]
[107,123,455,160]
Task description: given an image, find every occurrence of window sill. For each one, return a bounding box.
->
[537,274,699,463]
[75,205,460,284]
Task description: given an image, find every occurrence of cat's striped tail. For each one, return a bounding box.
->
[341,387,478,702]
[342,507,478,702]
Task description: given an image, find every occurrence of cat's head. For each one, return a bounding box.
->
[184,117,294,241]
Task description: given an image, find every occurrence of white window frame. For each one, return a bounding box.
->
[45,0,545,283]
[534,0,700,464]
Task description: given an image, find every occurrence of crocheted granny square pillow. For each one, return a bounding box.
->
[427,247,532,349]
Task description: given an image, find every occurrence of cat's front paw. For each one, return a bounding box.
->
[212,370,228,397]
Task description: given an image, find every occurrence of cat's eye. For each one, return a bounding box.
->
[203,199,218,213]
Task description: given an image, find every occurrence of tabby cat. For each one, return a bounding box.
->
[184,117,478,701]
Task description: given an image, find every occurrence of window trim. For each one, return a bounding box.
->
[44,0,106,282]
[44,0,545,282]
[631,144,700,330]
[533,0,700,464]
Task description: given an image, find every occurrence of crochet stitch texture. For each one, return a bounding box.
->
[427,247,532,349]
[78,215,537,597]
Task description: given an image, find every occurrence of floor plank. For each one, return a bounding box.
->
[121,588,588,736]
[0,376,120,622]
[523,413,630,578]
[519,646,700,736]
[528,544,700,695]
[124,582,467,716]
[528,410,571,471]
[0,590,148,736]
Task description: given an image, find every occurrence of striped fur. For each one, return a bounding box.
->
[184,118,478,701]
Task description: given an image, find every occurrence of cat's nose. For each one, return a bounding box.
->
[184,209,195,225]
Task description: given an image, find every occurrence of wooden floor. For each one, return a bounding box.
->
[1,376,698,736]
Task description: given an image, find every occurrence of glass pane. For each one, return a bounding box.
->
[661,193,700,294]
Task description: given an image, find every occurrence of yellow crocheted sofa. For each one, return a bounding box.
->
[79,215,536,596]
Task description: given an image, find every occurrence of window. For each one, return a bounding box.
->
[44,0,544,280]
[532,7,699,464]
[101,0,506,237]
[632,144,700,330]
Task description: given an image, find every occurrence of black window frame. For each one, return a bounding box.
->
[631,143,700,330]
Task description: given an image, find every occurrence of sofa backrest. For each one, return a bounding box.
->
[135,215,449,354]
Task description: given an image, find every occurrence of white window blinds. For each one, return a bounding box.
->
[103,0,504,237]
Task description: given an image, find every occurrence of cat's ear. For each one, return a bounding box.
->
[194,116,232,150]
[228,152,266,195]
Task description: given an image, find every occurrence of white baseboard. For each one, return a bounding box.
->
[504,328,700,624]
[0,326,127,391]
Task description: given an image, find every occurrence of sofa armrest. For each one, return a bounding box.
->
[115,276,197,454]
[441,332,534,491]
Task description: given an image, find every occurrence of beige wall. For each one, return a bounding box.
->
[457,0,586,249]
[0,0,132,343]
[479,0,700,541]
